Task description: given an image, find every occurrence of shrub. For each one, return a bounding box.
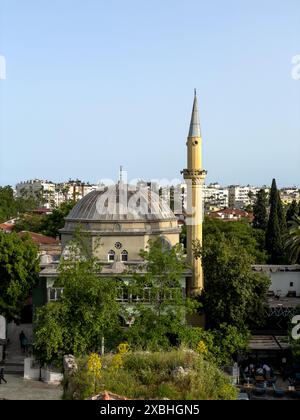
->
[66,350,237,400]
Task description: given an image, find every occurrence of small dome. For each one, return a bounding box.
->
[66,184,176,222]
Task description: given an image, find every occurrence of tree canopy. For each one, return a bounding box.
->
[265,179,286,264]
[125,238,199,350]
[0,231,40,319]
[34,237,121,364]
[13,200,76,238]
[0,186,38,223]
[285,215,300,264]
[203,218,267,264]
[194,232,270,330]
[253,189,268,231]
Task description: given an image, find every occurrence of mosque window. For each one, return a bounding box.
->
[121,250,128,262]
[108,250,115,262]
[115,242,122,249]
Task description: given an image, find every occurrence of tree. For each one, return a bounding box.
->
[286,200,299,224]
[0,231,39,319]
[125,238,199,350]
[277,191,287,233]
[265,179,285,263]
[179,323,249,367]
[285,216,300,264]
[253,189,268,230]
[34,236,121,365]
[194,233,270,330]
[41,201,76,238]
[0,186,38,223]
[203,218,267,264]
[13,213,45,234]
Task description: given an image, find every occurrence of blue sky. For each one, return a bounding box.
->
[0,0,299,187]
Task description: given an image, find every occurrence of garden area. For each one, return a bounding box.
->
[63,348,237,401]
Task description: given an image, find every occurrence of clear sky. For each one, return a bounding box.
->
[0,0,299,187]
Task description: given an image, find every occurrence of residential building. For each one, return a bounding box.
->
[16,179,56,209]
[228,185,261,209]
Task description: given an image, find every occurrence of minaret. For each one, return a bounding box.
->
[182,90,207,296]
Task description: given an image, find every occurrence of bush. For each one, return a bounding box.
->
[65,350,237,400]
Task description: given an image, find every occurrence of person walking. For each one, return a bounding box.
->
[19,330,25,352]
[0,367,7,384]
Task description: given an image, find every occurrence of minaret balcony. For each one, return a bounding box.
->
[181,169,207,179]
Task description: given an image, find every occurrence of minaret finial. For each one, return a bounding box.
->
[194,88,197,97]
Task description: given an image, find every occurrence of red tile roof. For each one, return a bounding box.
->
[0,223,14,232]
[88,391,129,400]
[18,231,58,245]
[208,208,254,221]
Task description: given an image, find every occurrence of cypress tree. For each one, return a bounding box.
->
[277,190,287,233]
[266,179,284,263]
[253,189,268,230]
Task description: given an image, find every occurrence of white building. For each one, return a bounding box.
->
[16,179,56,208]
[16,179,99,209]
[203,183,229,210]
[228,185,262,209]
[253,265,300,298]
[280,187,300,205]
[53,181,99,207]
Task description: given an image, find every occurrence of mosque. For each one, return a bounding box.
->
[36,91,206,312]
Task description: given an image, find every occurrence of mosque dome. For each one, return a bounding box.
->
[65,184,176,222]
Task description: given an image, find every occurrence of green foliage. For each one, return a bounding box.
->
[194,233,270,330]
[253,189,268,230]
[125,238,199,350]
[41,201,76,238]
[67,350,238,400]
[285,216,300,264]
[0,186,38,223]
[0,231,40,319]
[179,324,249,367]
[277,191,287,233]
[266,179,286,264]
[203,218,267,264]
[34,236,121,364]
[13,213,45,234]
[13,201,76,238]
[286,200,299,224]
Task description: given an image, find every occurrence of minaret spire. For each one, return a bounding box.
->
[188,89,201,138]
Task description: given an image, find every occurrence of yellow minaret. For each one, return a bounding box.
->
[182,90,207,296]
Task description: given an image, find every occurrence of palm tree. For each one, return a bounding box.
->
[285,215,300,263]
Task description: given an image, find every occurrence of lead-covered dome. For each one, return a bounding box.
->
[65,184,176,222]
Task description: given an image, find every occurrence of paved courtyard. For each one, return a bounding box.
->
[0,375,62,400]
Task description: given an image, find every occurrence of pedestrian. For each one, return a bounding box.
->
[19,331,25,352]
[0,367,7,384]
[23,335,29,354]
[263,363,271,380]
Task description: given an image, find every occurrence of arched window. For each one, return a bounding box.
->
[121,250,128,262]
[108,250,115,262]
